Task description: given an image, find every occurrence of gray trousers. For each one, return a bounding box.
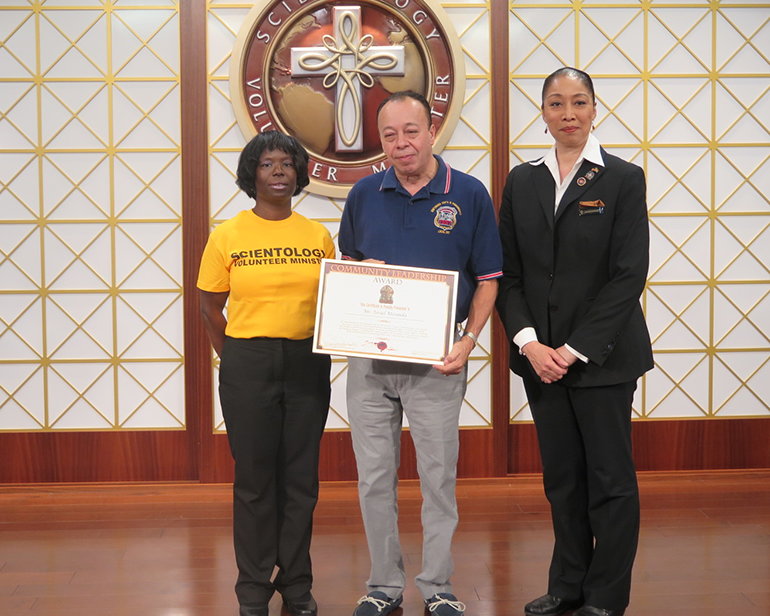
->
[346,356,467,600]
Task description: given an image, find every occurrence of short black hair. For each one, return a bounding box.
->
[541,67,596,106]
[376,90,432,128]
[235,131,310,199]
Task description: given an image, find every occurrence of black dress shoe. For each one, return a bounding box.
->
[573,606,624,616]
[283,594,318,616]
[525,594,582,616]
[240,605,269,616]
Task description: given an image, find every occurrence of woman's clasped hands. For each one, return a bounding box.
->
[521,341,578,384]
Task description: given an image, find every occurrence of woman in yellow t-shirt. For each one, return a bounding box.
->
[197,131,335,616]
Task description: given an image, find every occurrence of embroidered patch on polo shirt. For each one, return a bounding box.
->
[431,201,462,234]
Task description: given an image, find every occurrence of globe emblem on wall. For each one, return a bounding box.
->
[230,0,466,198]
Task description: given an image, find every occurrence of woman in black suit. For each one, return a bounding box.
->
[497,67,653,616]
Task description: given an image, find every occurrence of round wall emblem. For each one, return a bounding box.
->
[230,0,466,197]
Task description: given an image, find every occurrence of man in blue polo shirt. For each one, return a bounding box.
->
[339,91,502,616]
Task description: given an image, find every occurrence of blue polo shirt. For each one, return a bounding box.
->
[339,155,502,322]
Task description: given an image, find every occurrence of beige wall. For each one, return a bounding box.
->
[507,2,770,421]
[0,1,183,431]
[0,1,768,433]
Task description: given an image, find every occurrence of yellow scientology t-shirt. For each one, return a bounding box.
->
[197,210,335,340]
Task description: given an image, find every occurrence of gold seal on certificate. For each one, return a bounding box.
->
[312,259,459,364]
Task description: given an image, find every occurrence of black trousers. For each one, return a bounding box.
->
[219,336,330,606]
[523,376,640,611]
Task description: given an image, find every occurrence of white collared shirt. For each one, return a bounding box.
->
[539,132,604,213]
[513,134,605,363]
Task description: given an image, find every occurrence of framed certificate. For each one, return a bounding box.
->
[312,259,458,364]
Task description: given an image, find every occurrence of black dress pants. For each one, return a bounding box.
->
[219,336,330,606]
[523,376,640,611]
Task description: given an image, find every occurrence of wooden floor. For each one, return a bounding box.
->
[0,471,769,616]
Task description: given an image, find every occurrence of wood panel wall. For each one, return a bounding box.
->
[180,0,212,483]
[0,432,194,483]
[1,1,768,484]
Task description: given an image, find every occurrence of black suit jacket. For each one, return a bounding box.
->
[497,149,653,387]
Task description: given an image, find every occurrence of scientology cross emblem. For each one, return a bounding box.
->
[290,6,405,152]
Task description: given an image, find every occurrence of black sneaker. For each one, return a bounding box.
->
[425,593,466,616]
[352,591,403,616]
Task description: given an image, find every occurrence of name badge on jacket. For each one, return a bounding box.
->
[578,199,606,216]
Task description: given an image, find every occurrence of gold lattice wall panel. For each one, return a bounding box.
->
[207,1,495,431]
[508,1,769,421]
[0,2,184,431]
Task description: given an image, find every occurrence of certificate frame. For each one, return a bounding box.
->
[312,259,458,364]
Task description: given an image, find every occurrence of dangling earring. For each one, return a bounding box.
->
[544,126,548,134]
